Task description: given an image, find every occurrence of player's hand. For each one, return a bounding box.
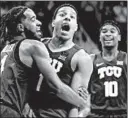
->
[77,86,91,114]
[22,103,36,118]
[77,86,89,101]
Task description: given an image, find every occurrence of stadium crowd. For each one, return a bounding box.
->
[0,1,127,53]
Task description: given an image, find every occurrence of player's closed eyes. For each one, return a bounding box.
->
[101,29,116,34]
[31,17,36,22]
[110,30,116,33]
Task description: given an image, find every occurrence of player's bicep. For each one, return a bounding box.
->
[71,50,93,98]
[77,51,93,87]
[71,67,89,101]
[71,50,93,89]
[31,42,50,60]
[71,69,83,92]
[31,42,62,90]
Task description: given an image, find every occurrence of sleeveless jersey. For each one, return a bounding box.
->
[31,38,82,117]
[88,51,127,112]
[0,39,40,116]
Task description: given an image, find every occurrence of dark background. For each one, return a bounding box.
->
[0,1,127,53]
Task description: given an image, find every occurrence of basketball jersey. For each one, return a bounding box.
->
[31,38,82,117]
[88,51,127,111]
[0,38,40,116]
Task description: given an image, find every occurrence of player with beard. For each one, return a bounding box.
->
[0,6,88,117]
[87,20,127,118]
[30,4,93,118]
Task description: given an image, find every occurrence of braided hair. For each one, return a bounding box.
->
[0,6,28,44]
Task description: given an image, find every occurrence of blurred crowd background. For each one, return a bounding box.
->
[0,1,127,54]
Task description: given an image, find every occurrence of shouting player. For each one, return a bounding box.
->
[29,4,93,118]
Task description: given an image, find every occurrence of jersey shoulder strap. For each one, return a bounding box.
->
[41,37,52,45]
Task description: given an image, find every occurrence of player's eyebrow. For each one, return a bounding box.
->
[58,10,76,16]
[30,16,36,20]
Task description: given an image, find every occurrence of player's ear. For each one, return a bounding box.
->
[52,20,55,28]
[118,35,121,41]
[17,23,24,32]
[99,35,102,42]
[74,23,78,32]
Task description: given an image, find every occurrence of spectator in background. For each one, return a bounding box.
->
[74,21,99,54]
[79,1,103,46]
[113,1,127,52]
[102,1,127,52]
[1,1,126,52]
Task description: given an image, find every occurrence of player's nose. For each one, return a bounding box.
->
[105,34,111,37]
[105,31,112,37]
[64,15,71,21]
[37,20,42,26]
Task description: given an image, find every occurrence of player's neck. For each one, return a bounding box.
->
[12,34,26,42]
[49,37,74,52]
[102,47,119,61]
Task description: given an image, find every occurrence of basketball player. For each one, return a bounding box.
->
[30,4,93,117]
[0,6,88,117]
[87,20,127,118]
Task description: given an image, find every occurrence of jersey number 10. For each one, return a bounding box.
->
[104,81,118,97]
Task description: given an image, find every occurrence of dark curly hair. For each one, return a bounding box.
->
[0,6,28,44]
[99,20,121,35]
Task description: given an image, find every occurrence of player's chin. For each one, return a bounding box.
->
[104,45,114,50]
[35,33,43,40]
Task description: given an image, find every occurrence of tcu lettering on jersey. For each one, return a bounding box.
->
[50,58,63,73]
[98,66,122,79]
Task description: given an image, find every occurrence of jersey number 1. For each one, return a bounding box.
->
[104,81,118,97]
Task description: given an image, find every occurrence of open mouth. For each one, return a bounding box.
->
[61,24,70,32]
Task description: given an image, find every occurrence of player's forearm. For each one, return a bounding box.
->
[56,83,86,109]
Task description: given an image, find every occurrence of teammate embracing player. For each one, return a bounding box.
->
[0,6,89,117]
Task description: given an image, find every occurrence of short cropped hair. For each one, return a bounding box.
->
[52,3,78,21]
